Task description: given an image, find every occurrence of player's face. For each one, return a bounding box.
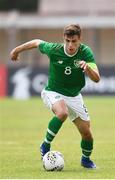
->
[64,35,81,55]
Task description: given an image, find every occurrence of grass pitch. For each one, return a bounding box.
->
[0,96,115,179]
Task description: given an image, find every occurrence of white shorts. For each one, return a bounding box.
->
[41,89,90,121]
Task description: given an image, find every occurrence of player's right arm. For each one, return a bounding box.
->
[10,39,42,61]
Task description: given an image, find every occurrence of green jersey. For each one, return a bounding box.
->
[39,41,96,97]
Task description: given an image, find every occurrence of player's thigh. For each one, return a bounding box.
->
[41,89,68,121]
[66,94,90,121]
[52,100,68,116]
[41,89,68,113]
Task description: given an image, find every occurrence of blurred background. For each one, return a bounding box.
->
[0,0,115,99]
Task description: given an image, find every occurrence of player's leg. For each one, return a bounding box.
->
[40,90,68,158]
[73,118,96,168]
[73,117,93,156]
[66,94,96,168]
[42,99,68,150]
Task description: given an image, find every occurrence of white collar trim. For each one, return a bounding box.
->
[64,44,78,57]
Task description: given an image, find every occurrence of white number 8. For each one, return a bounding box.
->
[64,66,71,75]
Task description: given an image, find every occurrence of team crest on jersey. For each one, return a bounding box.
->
[74,59,81,68]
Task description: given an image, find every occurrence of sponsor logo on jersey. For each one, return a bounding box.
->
[58,60,63,64]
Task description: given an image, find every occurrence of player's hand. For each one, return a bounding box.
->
[79,60,89,72]
[10,49,20,61]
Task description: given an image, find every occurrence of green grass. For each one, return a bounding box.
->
[0,96,115,179]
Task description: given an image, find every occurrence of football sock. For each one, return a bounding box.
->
[81,139,93,158]
[44,116,63,148]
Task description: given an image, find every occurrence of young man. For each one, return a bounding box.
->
[10,24,100,169]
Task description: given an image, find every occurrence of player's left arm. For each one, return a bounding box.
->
[79,61,100,82]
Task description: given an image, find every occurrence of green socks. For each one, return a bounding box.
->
[44,116,63,148]
[81,139,93,158]
[43,117,93,159]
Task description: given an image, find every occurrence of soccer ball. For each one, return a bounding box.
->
[42,151,64,171]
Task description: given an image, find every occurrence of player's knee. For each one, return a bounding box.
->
[56,110,68,122]
[82,131,93,141]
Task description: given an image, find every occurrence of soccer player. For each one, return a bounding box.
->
[10,24,100,169]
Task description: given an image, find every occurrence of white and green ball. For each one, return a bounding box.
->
[43,151,64,171]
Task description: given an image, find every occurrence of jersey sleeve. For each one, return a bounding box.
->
[83,46,96,63]
[38,41,56,56]
[83,46,98,69]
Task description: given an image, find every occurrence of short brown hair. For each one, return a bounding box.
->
[63,24,81,38]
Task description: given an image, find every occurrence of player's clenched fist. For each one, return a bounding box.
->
[79,60,89,72]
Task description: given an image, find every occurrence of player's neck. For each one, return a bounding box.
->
[64,44,79,57]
